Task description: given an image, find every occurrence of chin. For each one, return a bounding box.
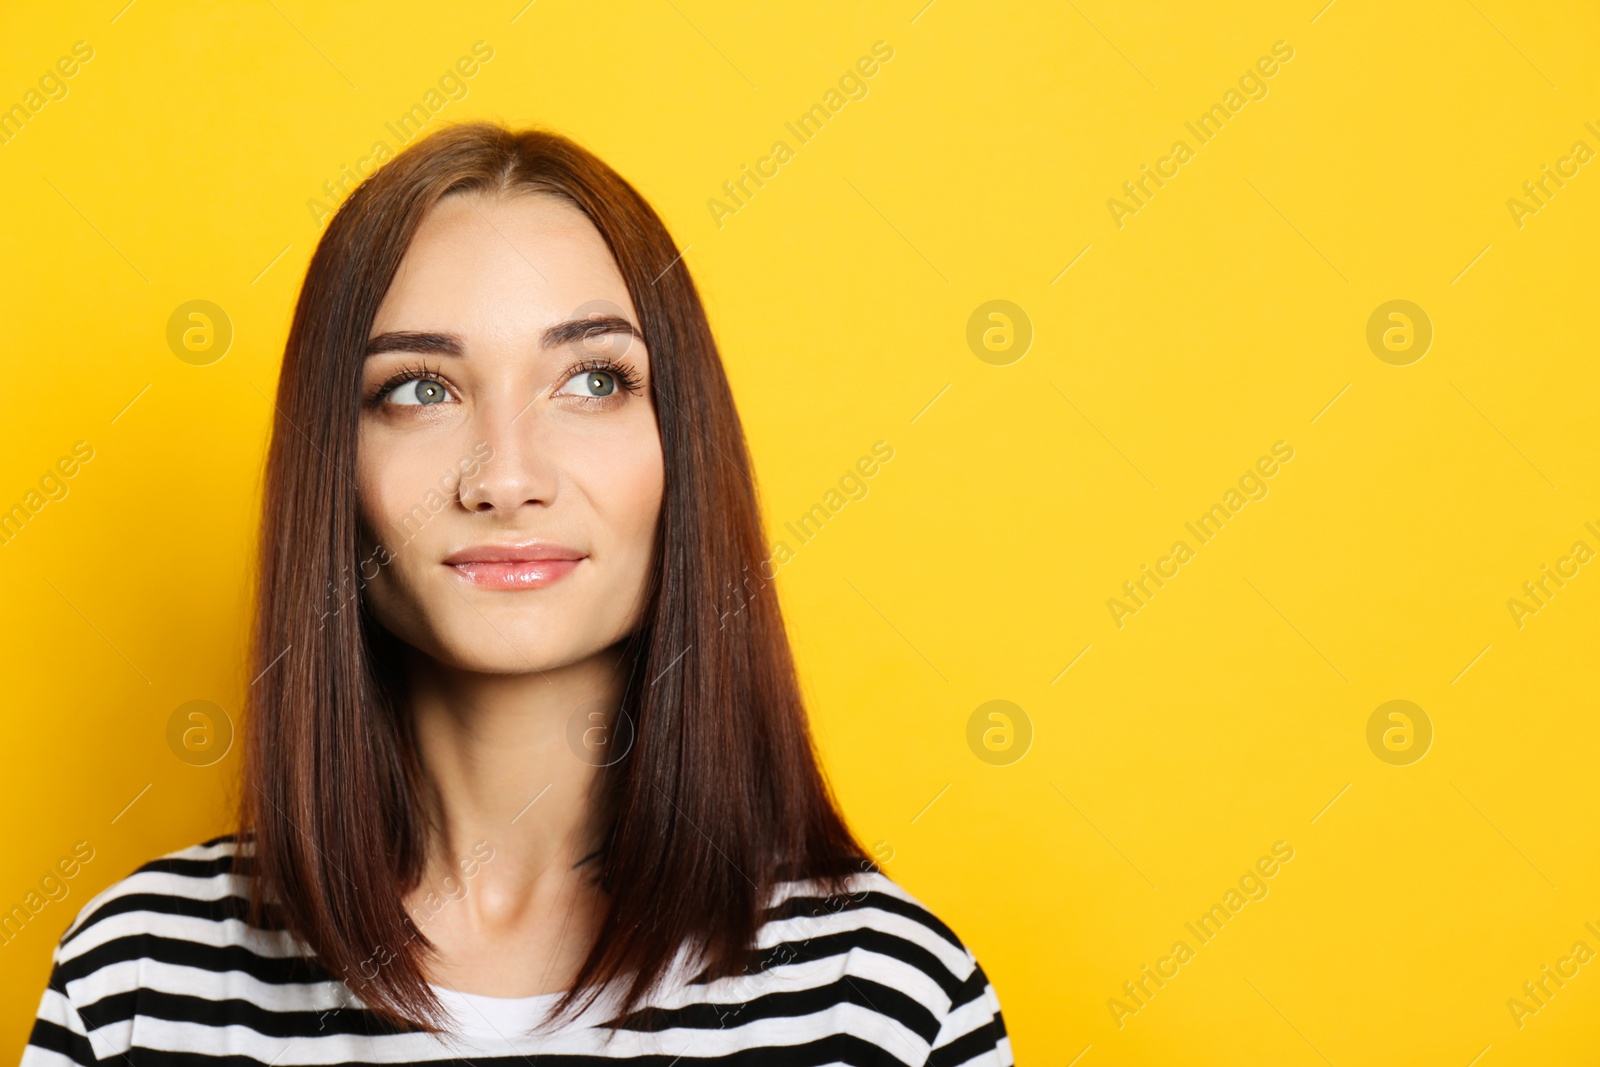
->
[434,616,618,675]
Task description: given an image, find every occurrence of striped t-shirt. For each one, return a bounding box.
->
[21,835,1013,1066]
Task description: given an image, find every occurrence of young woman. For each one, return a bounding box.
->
[21,122,1012,1065]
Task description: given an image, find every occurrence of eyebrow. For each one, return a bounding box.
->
[364,315,644,358]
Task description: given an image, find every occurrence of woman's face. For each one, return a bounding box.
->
[356,190,664,675]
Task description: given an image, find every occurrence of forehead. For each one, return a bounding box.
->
[372,190,637,338]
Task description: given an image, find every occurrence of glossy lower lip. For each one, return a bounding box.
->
[446,559,582,590]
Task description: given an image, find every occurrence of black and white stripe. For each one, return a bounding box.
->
[22,836,1012,1066]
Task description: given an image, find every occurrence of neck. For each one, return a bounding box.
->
[406,642,626,904]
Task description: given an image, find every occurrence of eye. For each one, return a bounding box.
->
[370,361,457,407]
[560,368,620,398]
[387,378,453,405]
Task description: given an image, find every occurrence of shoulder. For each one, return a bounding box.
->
[718,867,1013,1066]
[763,867,978,987]
[25,833,320,1066]
[52,832,289,965]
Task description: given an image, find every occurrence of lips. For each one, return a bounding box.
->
[443,541,585,590]
[443,541,585,565]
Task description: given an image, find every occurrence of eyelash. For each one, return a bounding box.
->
[367,355,645,406]
[368,358,447,405]
[567,356,645,398]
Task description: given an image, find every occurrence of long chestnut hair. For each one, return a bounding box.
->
[239,121,871,1034]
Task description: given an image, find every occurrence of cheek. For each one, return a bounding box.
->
[582,432,664,559]
[618,444,666,544]
[356,433,444,561]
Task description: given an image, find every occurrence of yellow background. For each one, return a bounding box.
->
[2,1,1597,1062]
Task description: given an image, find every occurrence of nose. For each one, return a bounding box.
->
[456,391,559,515]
